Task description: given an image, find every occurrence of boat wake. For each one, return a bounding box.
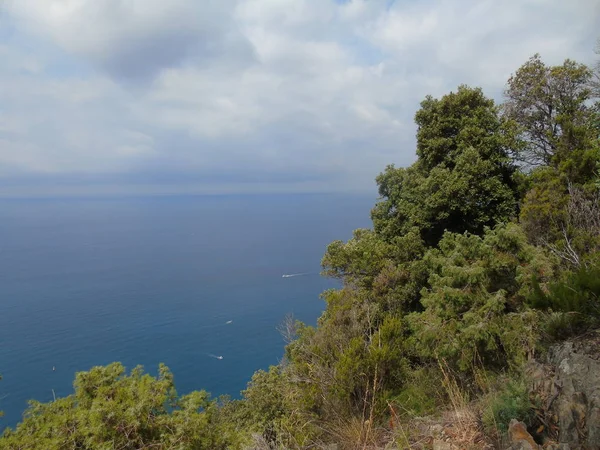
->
[282,272,310,278]
[208,353,224,360]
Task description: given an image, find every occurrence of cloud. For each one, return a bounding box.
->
[0,0,599,196]
[7,0,252,80]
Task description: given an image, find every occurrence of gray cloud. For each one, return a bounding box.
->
[1,0,599,196]
[8,0,252,81]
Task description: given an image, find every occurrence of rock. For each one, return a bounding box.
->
[544,444,570,450]
[548,331,600,449]
[506,419,540,449]
[429,424,444,436]
[432,439,454,450]
[505,442,536,450]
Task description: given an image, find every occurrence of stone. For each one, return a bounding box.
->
[432,439,454,450]
[548,331,600,449]
[507,419,540,449]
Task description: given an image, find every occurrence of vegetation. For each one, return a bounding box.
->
[482,378,534,435]
[373,86,518,246]
[1,363,244,450]
[1,51,599,449]
[503,54,597,177]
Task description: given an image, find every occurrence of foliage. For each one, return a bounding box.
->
[286,289,410,421]
[233,364,321,449]
[482,379,534,434]
[408,224,552,372]
[519,167,570,245]
[389,367,443,418]
[520,168,600,268]
[529,264,600,340]
[372,86,518,247]
[0,363,243,450]
[322,227,427,314]
[503,54,599,180]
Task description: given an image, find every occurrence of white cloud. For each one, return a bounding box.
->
[361,0,600,92]
[1,0,599,195]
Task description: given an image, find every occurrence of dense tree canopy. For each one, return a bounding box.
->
[372,86,518,246]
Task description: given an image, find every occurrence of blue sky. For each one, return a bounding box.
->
[0,0,598,197]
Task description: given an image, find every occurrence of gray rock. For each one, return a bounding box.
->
[545,444,571,450]
[548,331,600,449]
[432,439,454,450]
[505,442,536,450]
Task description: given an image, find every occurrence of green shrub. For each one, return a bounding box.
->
[0,364,244,450]
[530,265,600,340]
[389,368,442,418]
[408,223,552,373]
[482,379,534,434]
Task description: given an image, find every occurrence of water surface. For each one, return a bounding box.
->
[0,194,372,427]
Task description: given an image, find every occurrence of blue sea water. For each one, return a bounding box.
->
[0,194,373,428]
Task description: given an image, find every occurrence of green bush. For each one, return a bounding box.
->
[482,379,534,434]
[530,265,600,340]
[0,364,244,450]
[408,223,552,373]
[389,368,442,418]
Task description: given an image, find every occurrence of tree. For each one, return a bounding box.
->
[592,39,600,97]
[284,288,409,437]
[0,363,243,450]
[408,223,553,372]
[503,54,598,179]
[372,86,518,246]
[520,169,600,268]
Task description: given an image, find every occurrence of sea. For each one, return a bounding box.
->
[0,194,373,428]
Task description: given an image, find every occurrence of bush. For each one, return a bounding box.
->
[0,363,243,450]
[389,368,443,418]
[529,265,600,340]
[482,379,534,435]
[408,223,552,373]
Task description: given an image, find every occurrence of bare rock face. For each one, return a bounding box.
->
[527,330,600,450]
[548,331,600,449]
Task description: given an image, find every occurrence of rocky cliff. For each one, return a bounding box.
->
[515,330,600,450]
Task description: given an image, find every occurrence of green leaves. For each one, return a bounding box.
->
[415,86,507,171]
[528,264,600,340]
[503,54,599,179]
[409,224,552,372]
[1,364,243,450]
[373,86,518,246]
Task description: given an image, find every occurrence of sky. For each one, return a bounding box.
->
[0,0,598,197]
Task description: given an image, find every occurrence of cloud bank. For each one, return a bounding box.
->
[0,0,598,196]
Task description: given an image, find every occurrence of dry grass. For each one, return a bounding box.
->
[438,360,479,440]
[372,361,496,449]
[394,360,493,450]
[324,416,388,450]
